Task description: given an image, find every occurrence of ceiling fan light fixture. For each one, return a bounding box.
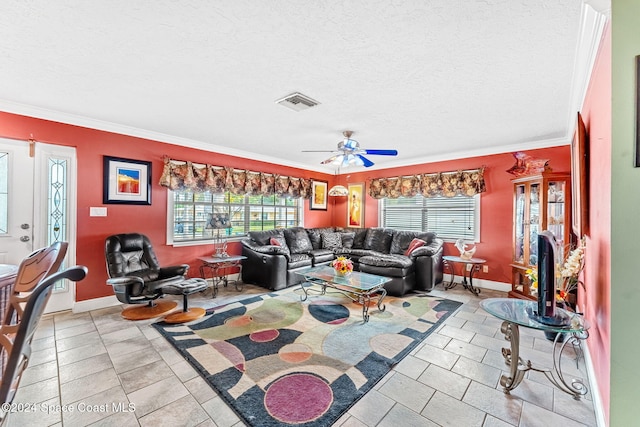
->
[328,185,349,197]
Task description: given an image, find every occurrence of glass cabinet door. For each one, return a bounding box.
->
[547,180,566,258]
[528,183,540,265]
[514,184,526,263]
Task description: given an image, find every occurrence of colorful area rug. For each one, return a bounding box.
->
[153,287,461,427]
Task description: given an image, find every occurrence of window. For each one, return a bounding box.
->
[169,190,303,244]
[380,194,480,241]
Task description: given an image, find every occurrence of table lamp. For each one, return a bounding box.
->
[206,212,231,257]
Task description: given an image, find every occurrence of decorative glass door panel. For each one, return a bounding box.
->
[546,180,566,259]
[514,184,525,264]
[528,183,540,265]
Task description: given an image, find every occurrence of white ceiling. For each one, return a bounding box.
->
[0,1,597,173]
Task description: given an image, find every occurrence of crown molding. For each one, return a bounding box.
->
[565,2,609,136]
[0,100,331,175]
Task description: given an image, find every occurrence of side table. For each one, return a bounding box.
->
[442,255,485,295]
[480,298,589,399]
[198,255,246,298]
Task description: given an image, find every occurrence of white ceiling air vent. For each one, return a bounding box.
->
[275,92,320,111]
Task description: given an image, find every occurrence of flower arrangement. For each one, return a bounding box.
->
[558,235,586,302]
[332,256,354,276]
[525,268,538,292]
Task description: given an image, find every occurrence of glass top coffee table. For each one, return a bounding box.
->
[480,298,589,399]
[297,266,390,323]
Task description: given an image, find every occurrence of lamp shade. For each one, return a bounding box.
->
[328,185,349,196]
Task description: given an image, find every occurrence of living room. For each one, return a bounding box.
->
[0,1,636,426]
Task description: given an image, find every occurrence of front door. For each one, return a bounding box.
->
[0,138,77,313]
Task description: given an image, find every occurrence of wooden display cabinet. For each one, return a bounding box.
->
[509,172,571,300]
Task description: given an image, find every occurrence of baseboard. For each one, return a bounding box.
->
[72,295,122,313]
[443,274,511,293]
[583,338,607,426]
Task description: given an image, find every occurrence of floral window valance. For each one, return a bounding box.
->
[368,168,486,199]
[159,157,312,199]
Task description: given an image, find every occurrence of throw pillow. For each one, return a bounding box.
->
[269,235,290,256]
[404,238,426,256]
[322,232,343,250]
[341,232,355,249]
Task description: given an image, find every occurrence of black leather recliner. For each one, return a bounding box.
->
[105,233,189,320]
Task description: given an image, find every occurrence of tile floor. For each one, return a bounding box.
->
[8,282,598,426]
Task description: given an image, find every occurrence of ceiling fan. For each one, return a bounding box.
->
[303,131,398,168]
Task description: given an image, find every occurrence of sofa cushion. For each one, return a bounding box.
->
[363,228,394,253]
[249,229,283,246]
[288,253,312,269]
[359,255,414,278]
[306,227,335,250]
[389,231,436,255]
[309,249,335,265]
[283,227,313,254]
[404,238,426,256]
[340,232,355,249]
[322,232,343,249]
[350,228,368,249]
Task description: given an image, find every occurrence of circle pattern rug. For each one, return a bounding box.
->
[153,286,462,427]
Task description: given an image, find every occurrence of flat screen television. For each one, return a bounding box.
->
[537,230,557,318]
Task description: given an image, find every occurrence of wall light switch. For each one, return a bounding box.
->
[90,207,107,217]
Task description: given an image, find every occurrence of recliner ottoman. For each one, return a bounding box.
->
[358,254,415,297]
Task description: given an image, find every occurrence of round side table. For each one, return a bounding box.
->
[442,255,486,295]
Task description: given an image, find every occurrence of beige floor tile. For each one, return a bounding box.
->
[54,311,93,330]
[418,364,471,400]
[139,394,209,427]
[335,414,368,427]
[519,401,588,427]
[109,344,162,374]
[5,395,61,427]
[455,309,492,324]
[452,356,501,388]
[28,346,58,367]
[58,353,113,384]
[378,372,436,412]
[462,319,500,338]
[422,391,485,426]
[106,337,154,359]
[421,332,452,349]
[87,409,140,427]
[127,375,190,417]
[439,324,476,342]
[347,389,395,426]
[100,324,146,346]
[553,390,597,426]
[503,378,554,411]
[483,414,515,426]
[57,342,107,366]
[482,349,510,371]
[393,354,429,379]
[444,315,467,328]
[61,385,131,427]
[184,375,218,404]
[119,359,174,394]
[54,320,97,340]
[12,376,59,405]
[170,359,200,382]
[56,330,102,352]
[378,403,439,427]
[445,338,488,361]
[462,381,522,425]
[30,334,56,352]
[60,367,120,405]
[414,344,460,370]
[19,359,58,386]
[200,396,242,427]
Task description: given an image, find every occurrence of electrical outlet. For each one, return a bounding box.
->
[483,265,489,273]
[466,264,472,271]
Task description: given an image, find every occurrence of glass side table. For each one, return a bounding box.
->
[480,298,589,399]
[442,255,486,295]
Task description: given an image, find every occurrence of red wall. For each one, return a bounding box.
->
[580,22,611,420]
[332,147,571,284]
[0,111,570,302]
[0,112,335,301]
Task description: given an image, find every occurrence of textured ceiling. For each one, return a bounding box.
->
[0,1,587,173]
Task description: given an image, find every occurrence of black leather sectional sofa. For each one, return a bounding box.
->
[241,227,444,296]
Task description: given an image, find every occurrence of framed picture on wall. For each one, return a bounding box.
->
[103,156,152,205]
[310,180,328,210]
[347,183,365,227]
[571,112,588,236]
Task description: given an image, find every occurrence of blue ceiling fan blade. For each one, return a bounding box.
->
[365,149,398,156]
[357,154,375,167]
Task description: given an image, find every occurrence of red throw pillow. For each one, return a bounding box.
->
[404,238,426,256]
[270,237,282,246]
